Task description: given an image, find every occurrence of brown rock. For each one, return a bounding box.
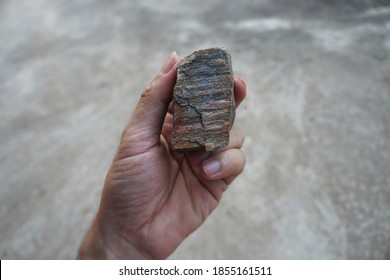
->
[172,47,235,151]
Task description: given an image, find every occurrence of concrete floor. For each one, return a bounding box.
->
[1,0,390,259]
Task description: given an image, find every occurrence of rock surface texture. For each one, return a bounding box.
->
[172,47,235,151]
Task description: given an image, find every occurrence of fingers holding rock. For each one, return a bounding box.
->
[233,76,247,108]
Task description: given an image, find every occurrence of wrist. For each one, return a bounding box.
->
[77,215,150,260]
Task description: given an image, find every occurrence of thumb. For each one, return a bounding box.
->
[123,52,180,151]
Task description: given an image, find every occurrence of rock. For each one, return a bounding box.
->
[172,47,235,151]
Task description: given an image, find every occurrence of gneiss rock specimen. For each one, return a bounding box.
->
[172,47,235,151]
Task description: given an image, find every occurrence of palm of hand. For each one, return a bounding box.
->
[102,111,224,259]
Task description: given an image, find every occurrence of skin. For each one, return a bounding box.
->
[77,52,247,259]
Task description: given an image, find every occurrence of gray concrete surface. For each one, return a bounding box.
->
[1,0,390,259]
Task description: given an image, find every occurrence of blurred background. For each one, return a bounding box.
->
[1,0,390,259]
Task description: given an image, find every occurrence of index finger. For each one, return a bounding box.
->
[234,75,247,107]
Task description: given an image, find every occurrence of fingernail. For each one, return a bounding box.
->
[203,159,222,177]
[160,51,177,74]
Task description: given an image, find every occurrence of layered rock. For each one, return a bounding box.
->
[172,47,235,151]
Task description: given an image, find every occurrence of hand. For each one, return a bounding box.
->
[77,52,247,259]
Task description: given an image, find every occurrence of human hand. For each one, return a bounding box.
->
[77,52,247,259]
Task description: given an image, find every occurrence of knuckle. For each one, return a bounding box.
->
[141,75,161,98]
[141,85,153,98]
